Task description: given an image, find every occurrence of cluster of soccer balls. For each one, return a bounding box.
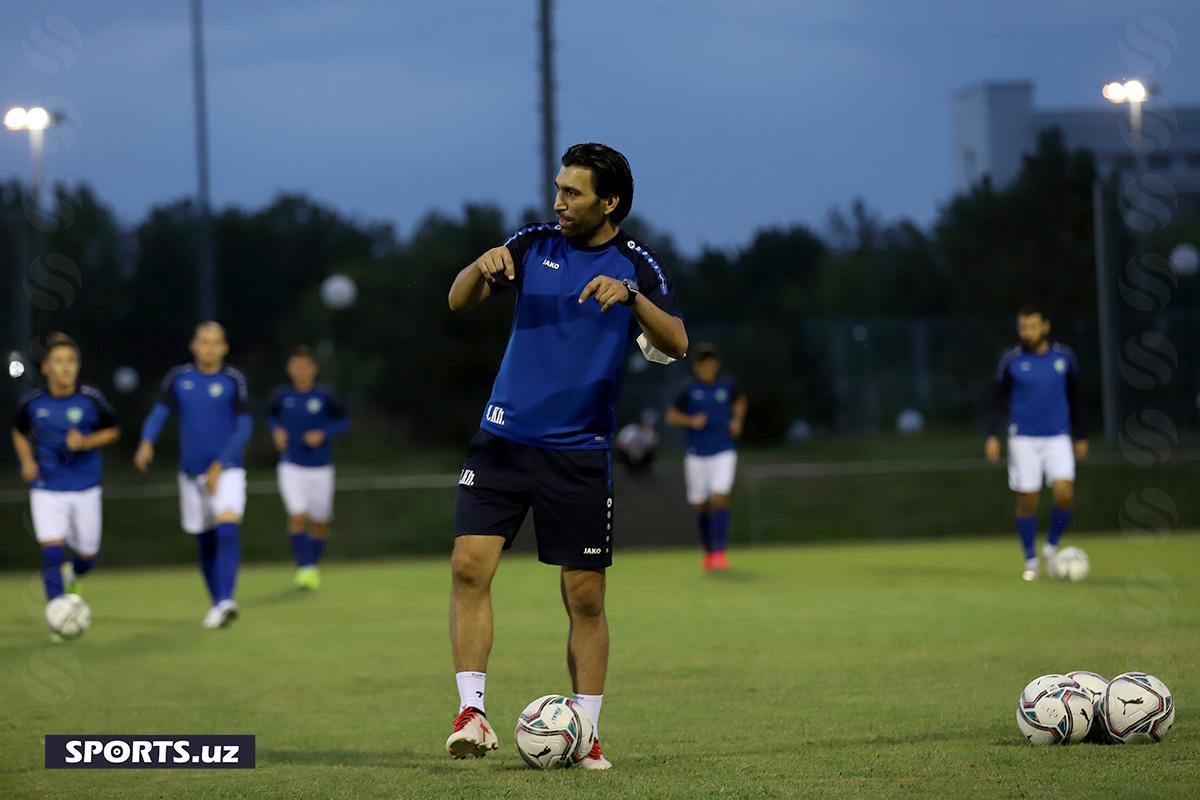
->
[514,695,596,769]
[1017,671,1175,745]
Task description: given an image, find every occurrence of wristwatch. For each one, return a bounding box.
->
[620,279,639,306]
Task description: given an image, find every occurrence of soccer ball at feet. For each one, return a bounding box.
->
[45,593,91,639]
[515,695,595,769]
[1051,547,1089,582]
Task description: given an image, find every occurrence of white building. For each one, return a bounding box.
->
[952,81,1200,205]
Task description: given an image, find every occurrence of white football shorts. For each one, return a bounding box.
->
[177,468,247,534]
[684,450,738,505]
[1007,434,1075,493]
[30,487,102,553]
[276,462,335,523]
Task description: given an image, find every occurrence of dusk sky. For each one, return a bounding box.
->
[2,0,1197,253]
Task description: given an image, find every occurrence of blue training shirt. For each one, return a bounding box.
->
[989,343,1083,438]
[267,383,349,467]
[140,364,252,477]
[672,378,742,456]
[14,385,118,491]
[481,223,682,449]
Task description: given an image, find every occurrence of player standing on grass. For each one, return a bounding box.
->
[985,306,1088,581]
[11,334,119,636]
[267,346,349,590]
[666,343,747,571]
[443,143,688,769]
[134,322,252,628]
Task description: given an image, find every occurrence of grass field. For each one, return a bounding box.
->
[2,533,1197,799]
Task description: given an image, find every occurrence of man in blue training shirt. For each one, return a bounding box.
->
[985,306,1088,581]
[443,143,688,769]
[11,333,119,638]
[134,322,252,628]
[666,343,747,572]
[267,345,348,590]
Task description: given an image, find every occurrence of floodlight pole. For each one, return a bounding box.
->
[1092,179,1118,443]
[539,0,557,219]
[191,0,216,321]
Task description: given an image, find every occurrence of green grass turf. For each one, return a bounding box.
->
[2,534,1197,799]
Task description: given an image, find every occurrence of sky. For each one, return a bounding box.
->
[1,0,1197,254]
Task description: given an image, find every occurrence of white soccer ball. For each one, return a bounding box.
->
[1016,675,1094,745]
[320,273,358,310]
[1052,547,1089,582]
[45,593,91,639]
[1066,670,1111,742]
[514,694,595,769]
[1102,672,1175,743]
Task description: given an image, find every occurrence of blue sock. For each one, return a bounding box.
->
[1016,515,1037,560]
[289,532,311,567]
[72,556,95,577]
[42,544,66,600]
[696,512,712,553]
[711,508,731,552]
[197,530,219,603]
[307,536,326,565]
[1048,508,1072,547]
[215,522,241,602]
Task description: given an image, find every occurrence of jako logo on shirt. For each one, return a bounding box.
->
[485,404,505,426]
[209,383,224,398]
[1019,362,1032,372]
[306,398,323,414]
[459,469,475,486]
[66,407,83,424]
[542,258,560,270]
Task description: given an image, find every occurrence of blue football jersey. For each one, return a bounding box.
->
[267,384,348,467]
[142,364,251,476]
[990,343,1082,438]
[673,378,741,456]
[13,385,118,491]
[480,223,682,449]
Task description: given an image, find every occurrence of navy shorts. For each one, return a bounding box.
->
[454,430,614,568]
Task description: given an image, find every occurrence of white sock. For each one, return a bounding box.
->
[1042,543,1058,559]
[573,693,603,738]
[456,671,486,713]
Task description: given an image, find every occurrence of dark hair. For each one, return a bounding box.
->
[693,342,720,362]
[289,345,316,361]
[1017,305,1046,319]
[42,331,80,358]
[561,143,634,224]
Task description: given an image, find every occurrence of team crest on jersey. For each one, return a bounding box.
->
[66,406,84,424]
[208,383,224,398]
[715,388,729,403]
[306,397,323,414]
[1054,358,1067,374]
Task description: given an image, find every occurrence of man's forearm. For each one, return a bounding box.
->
[448,265,490,311]
[631,297,687,359]
[81,428,120,450]
[12,429,34,465]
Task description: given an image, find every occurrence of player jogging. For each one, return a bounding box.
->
[985,306,1088,581]
[443,143,688,769]
[267,346,348,590]
[666,343,747,571]
[11,333,119,637]
[134,322,252,627]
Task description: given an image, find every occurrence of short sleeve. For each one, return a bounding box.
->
[625,241,681,318]
[497,223,555,294]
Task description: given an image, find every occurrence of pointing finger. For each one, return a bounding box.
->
[578,277,601,304]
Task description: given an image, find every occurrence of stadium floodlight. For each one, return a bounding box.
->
[1122,80,1147,103]
[1102,80,1148,105]
[24,106,51,130]
[1101,82,1126,104]
[4,106,28,130]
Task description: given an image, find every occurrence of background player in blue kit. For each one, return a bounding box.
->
[11,333,119,627]
[985,306,1088,581]
[442,143,688,768]
[134,322,253,628]
[667,343,747,571]
[268,346,349,590]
